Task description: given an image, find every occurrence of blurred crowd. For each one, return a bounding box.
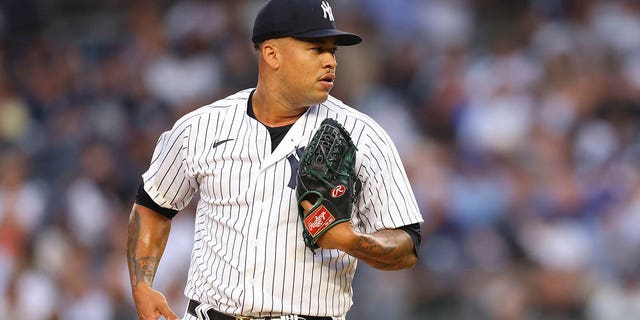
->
[1,0,640,319]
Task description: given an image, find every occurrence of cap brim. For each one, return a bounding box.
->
[292,29,363,46]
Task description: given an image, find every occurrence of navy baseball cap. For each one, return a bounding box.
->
[252,0,363,46]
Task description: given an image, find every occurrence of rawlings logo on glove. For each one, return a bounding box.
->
[331,185,346,198]
[304,206,335,237]
[296,118,361,252]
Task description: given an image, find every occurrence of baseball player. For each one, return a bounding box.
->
[126,0,424,319]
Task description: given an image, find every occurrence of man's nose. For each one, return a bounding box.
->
[323,53,337,69]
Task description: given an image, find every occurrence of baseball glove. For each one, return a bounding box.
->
[297,118,360,252]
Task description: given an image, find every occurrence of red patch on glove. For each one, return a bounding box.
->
[304,205,336,237]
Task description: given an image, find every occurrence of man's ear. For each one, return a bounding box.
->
[261,41,280,69]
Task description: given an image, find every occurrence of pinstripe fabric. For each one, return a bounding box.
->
[142,89,423,318]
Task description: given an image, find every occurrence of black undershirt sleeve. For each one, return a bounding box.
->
[135,182,179,219]
[397,223,422,257]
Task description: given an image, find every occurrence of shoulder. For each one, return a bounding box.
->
[318,95,390,142]
[172,89,252,129]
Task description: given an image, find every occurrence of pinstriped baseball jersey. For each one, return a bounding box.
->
[141,89,423,318]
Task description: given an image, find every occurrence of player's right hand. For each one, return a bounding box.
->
[132,284,179,320]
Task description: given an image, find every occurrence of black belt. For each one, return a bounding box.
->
[187,300,331,320]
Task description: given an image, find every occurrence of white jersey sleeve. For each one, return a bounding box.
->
[351,117,423,234]
[141,116,199,212]
[316,96,423,234]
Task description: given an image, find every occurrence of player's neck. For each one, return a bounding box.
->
[252,85,307,127]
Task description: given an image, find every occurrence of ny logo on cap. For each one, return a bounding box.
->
[321,1,334,21]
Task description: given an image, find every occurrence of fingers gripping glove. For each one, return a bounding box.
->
[297,118,361,252]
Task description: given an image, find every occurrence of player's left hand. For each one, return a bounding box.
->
[296,118,361,252]
[300,200,357,250]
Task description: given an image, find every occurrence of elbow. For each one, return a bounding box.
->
[392,245,419,270]
[399,252,418,269]
[405,252,418,269]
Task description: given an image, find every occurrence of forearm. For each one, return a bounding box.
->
[344,229,417,270]
[127,204,172,289]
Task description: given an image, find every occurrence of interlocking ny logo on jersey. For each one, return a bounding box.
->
[321,1,334,21]
[286,146,305,189]
[212,138,233,149]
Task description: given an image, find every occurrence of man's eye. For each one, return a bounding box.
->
[311,48,337,54]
